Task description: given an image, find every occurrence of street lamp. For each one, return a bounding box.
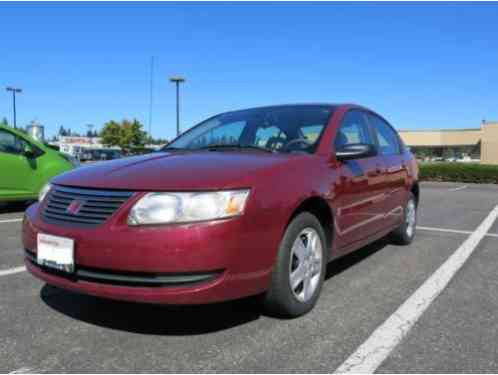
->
[169,76,185,136]
[6,86,22,129]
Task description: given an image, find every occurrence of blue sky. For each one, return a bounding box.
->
[1,2,498,140]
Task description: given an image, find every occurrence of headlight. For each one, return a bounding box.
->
[38,183,52,202]
[128,190,250,225]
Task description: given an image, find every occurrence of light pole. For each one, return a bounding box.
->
[6,86,22,129]
[169,76,185,136]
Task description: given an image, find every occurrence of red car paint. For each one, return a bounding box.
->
[22,104,418,304]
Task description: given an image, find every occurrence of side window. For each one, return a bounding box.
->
[370,115,400,155]
[0,130,22,154]
[334,110,373,150]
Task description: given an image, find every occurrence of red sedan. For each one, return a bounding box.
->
[23,104,419,317]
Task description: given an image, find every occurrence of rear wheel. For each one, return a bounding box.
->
[264,212,327,318]
[391,192,417,245]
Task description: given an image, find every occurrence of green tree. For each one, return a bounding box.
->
[101,119,146,152]
[1,117,8,127]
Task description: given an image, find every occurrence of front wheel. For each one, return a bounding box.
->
[264,212,327,318]
[390,192,417,245]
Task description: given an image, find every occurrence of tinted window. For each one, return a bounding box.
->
[334,110,373,149]
[369,115,400,155]
[0,130,23,154]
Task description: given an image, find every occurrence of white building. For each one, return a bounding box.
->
[53,136,118,158]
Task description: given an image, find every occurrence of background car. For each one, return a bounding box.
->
[0,124,76,203]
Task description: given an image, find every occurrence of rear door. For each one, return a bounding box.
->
[332,109,387,251]
[368,113,408,228]
[0,128,36,200]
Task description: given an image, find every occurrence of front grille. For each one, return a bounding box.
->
[42,185,133,227]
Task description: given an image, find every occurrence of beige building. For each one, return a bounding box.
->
[399,121,498,164]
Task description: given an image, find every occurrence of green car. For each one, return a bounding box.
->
[0,124,76,202]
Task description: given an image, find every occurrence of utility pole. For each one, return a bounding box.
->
[169,76,185,136]
[6,86,22,129]
[148,56,155,139]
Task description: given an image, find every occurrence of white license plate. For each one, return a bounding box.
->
[37,234,75,273]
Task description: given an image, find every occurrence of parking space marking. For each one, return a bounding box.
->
[448,185,468,192]
[417,225,498,238]
[0,266,26,277]
[335,205,498,373]
[0,218,23,224]
[9,367,38,374]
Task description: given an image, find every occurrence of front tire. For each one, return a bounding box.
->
[391,192,417,245]
[264,212,327,318]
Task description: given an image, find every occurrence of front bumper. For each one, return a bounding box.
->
[22,201,278,304]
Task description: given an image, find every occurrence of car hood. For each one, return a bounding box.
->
[53,151,298,191]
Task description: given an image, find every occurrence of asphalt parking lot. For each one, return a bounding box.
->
[1,182,498,373]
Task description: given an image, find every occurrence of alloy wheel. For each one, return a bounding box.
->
[406,199,417,238]
[288,228,323,303]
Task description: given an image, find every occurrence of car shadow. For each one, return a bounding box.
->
[325,236,391,280]
[0,201,32,214]
[40,236,392,335]
[40,284,262,336]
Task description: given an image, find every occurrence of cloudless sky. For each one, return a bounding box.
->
[1,2,498,140]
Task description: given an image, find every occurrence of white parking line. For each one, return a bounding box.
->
[417,225,498,238]
[0,266,26,277]
[448,185,468,192]
[335,205,498,373]
[0,218,23,224]
[9,367,38,374]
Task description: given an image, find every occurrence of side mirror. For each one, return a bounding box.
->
[23,144,36,159]
[336,143,376,161]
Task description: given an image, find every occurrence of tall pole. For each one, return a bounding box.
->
[169,77,185,137]
[148,56,154,138]
[12,91,16,129]
[6,87,22,129]
[175,81,180,136]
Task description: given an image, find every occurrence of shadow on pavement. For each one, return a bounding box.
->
[325,236,390,280]
[0,201,31,215]
[40,284,262,335]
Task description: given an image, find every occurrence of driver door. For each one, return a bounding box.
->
[0,129,37,199]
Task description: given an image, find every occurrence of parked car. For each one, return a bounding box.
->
[23,104,419,317]
[0,124,76,203]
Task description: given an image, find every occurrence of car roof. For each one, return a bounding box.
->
[219,103,374,115]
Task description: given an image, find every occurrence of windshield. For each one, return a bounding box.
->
[165,105,334,154]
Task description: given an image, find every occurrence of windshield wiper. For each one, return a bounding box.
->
[198,144,275,153]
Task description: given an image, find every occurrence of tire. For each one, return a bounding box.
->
[390,192,417,245]
[264,212,327,318]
